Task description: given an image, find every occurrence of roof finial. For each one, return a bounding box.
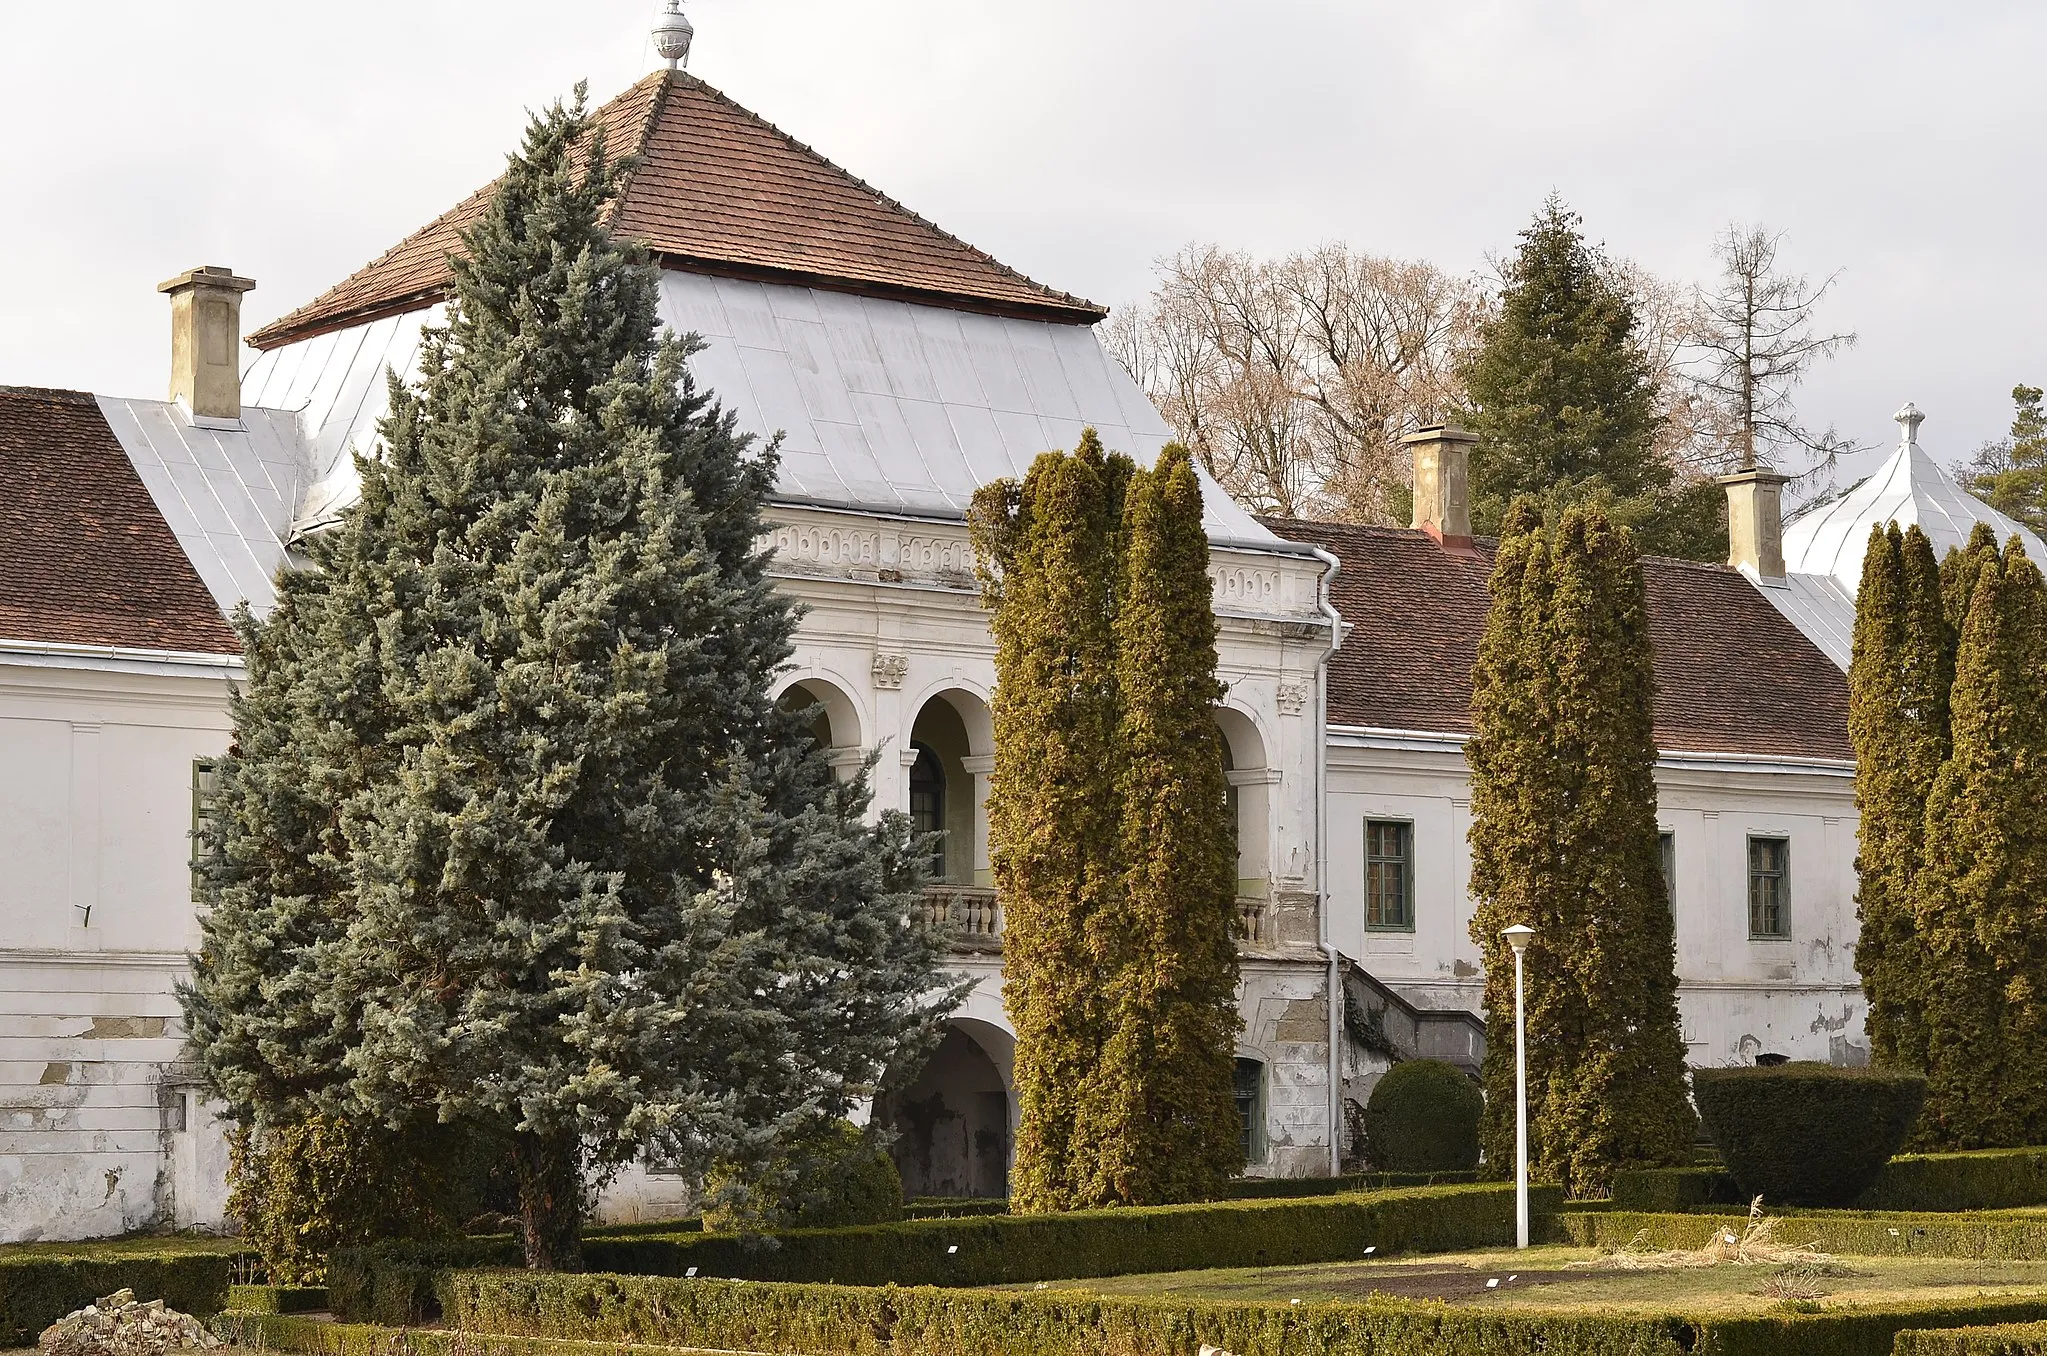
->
[1895,401,1925,449]
[652,0,693,71]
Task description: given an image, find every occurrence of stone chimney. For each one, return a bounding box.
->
[158,266,256,422]
[1717,466,1790,580]
[1403,424,1476,548]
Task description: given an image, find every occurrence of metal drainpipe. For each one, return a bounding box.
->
[1308,545,1346,1177]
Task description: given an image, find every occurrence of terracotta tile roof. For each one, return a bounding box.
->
[248,72,1104,349]
[1269,518,1852,762]
[0,387,240,655]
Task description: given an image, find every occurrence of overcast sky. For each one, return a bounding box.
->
[3,1,2040,489]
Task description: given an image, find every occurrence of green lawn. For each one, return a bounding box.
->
[1010,1244,2047,1317]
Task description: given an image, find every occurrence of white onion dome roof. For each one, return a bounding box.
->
[1782,402,2047,594]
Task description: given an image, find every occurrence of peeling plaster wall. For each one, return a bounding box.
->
[1238,965,1334,1179]
[0,659,234,1243]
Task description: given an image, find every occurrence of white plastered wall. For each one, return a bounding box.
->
[1322,730,1865,1069]
[0,655,236,1242]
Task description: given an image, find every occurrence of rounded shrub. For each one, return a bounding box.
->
[705,1120,904,1233]
[1361,1060,1483,1173]
[1693,1062,1926,1207]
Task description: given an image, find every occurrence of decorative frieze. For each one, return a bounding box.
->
[1210,563,1284,609]
[771,522,882,572]
[766,512,1320,622]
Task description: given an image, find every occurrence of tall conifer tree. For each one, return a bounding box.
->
[971,432,1131,1211]
[184,89,950,1268]
[1915,539,2047,1147]
[1943,523,2002,635]
[1457,198,1723,561]
[1082,445,1243,1205]
[1850,524,1951,1071]
[1467,501,1695,1196]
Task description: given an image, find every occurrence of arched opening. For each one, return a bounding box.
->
[776,677,863,781]
[908,691,992,887]
[877,1020,1013,1199]
[1214,707,1272,903]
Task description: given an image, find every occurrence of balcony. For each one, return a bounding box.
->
[922,886,1003,953]
[923,888,1318,957]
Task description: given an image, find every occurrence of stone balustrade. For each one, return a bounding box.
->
[924,887,1317,956]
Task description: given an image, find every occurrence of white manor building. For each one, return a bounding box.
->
[0,48,2025,1240]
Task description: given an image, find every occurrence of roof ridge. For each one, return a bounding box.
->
[667,73,1103,315]
[597,70,673,229]
[0,385,97,404]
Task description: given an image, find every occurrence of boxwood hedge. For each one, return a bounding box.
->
[1864,1149,2047,1213]
[225,1284,331,1314]
[454,1269,2047,1356]
[1896,1321,2047,1354]
[221,1274,2047,1356]
[1559,1208,2047,1260]
[0,1249,244,1345]
[1219,1170,1480,1200]
[1610,1147,2047,1215]
[332,1183,1555,1324]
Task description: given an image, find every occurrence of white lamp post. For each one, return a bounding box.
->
[1501,923,1535,1249]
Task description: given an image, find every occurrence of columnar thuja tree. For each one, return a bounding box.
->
[971,433,1130,1211]
[1849,523,1951,1071]
[971,436,1242,1210]
[1913,538,2047,1147]
[1086,445,1242,1205]
[183,88,951,1270]
[1466,501,1695,1197]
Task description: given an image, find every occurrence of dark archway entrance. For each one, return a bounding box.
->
[880,1025,1010,1199]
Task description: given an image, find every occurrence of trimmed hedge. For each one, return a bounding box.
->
[1612,1148,2047,1215]
[1611,1165,1746,1212]
[1557,1208,2047,1260]
[1220,1170,1480,1200]
[449,1268,2047,1356]
[215,1314,729,1356]
[1864,1149,2047,1213]
[0,1250,244,1345]
[226,1284,330,1314]
[332,1183,1557,1323]
[1694,1063,1926,1207]
[223,1276,2047,1356]
[1897,1322,2047,1354]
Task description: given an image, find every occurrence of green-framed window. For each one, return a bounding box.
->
[1365,820,1413,931]
[191,758,219,900]
[1233,1057,1265,1163]
[1658,831,1677,913]
[1748,836,1790,938]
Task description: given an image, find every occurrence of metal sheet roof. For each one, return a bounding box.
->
[95,397,312,618]
[240,272,1285,548]
[1783,421,2047,592]
[1751,571,1855,672]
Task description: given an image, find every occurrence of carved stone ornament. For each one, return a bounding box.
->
[1275,680,1310,716]
[871,653,910,690]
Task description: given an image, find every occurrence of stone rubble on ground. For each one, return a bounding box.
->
[38,1289,223,1356]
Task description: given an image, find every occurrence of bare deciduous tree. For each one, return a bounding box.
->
[1691,224,1859,475]
[1106,244,1477,523]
